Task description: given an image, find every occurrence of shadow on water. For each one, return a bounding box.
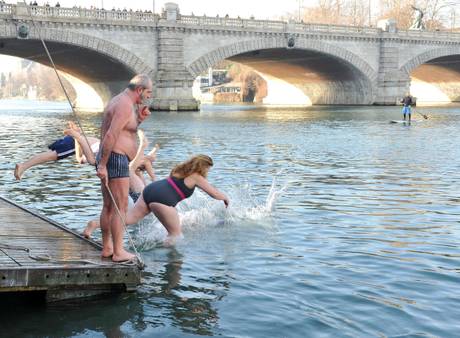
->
[139,248,228,336]
[0,292,143,338]
[0,248,227,338]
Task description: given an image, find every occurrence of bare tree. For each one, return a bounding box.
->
[379,0,459,30]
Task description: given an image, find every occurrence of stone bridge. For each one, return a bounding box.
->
[2,2,460,110]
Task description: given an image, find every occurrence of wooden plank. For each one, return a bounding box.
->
[0,195,141,301]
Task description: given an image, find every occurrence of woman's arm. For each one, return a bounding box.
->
[191,174,229,207]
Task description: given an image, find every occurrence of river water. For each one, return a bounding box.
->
[0,99,459,337]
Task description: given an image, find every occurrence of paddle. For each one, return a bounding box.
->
[414,109,428,119]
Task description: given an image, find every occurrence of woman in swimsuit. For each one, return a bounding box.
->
[126,154,229,238]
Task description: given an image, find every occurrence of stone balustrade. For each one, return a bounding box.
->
[2,2,460,39]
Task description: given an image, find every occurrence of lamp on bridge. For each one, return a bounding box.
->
[17,24,29,39]
[287,35,295,48]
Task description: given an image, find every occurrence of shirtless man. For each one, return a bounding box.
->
[96,74,153,262]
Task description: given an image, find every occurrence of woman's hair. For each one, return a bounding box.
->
[170,154,213,178]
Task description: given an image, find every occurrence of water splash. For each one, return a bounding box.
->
[132,175,288,250]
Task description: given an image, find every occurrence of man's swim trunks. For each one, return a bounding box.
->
[96,151,129,179]
[48,135,75,160]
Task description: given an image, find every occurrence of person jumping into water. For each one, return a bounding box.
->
[14,121,99,180]
[125,154,229,244]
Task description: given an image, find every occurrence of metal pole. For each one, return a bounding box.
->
[368,0,371,26]
[152,0,155,13]
[298,0,302,22]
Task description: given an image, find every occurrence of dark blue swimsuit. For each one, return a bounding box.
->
[142,176,195,207]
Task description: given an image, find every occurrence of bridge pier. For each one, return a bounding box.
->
[374,39,410,105]
[152,3,198,111]
[152,87,199,111]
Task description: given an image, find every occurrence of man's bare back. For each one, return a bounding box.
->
[101,92,139,161]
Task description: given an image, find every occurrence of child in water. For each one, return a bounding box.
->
[126,154,229,241]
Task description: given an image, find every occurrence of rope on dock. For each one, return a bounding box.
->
[0,242,137,267]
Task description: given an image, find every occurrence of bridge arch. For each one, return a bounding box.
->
[186,37,377,105]
[400,47,460,75]
[0,24,155,103]
[400,47,460,104]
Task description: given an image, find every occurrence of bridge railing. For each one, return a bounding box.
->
[179,15,382,34]
[399,28,460,39]
[29,6,157,22]
[4,3,460,39]
[292,22,380,35]
[179,15,286,30]
[0,3,13,15]
[2,4,157,23]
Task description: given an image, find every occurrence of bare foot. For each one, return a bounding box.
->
[163,234,183,247]
[68,121,81,132]
[112,250,136,262]
[101,241,113,258]
[82,220,99,238]
[147,144,160,157]
[14,163,24,180]
[101,247,113,258]
[63,128,77,137]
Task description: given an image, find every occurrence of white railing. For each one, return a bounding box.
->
[179,15,288,30]
[3,3,460,39]
[0,3,13,15]
[179,15,382,35]
[292,22,380,35]
[12,4,157,23]
[398,28,460,39]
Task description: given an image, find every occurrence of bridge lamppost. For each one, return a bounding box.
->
[368,0,371,26]
[296,0,304,22]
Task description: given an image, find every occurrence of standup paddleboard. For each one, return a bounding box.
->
[390,120,424,124]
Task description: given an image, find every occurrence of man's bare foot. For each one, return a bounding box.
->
[14,163,24,180]
[82,220,99,238]
[101,244,113,258]
[112,250,136,262]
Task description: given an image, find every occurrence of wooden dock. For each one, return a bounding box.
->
[0,195,142,302]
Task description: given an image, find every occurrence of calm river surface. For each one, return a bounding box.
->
[0,99,459,337]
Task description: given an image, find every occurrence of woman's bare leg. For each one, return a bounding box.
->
[14,150,58,180]
[125,195,150,225]
[149,203,181,237]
